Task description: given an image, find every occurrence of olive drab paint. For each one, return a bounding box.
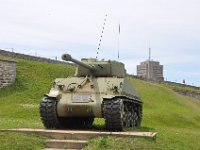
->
[39,54,143,131]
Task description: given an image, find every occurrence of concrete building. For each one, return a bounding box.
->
[137,60,164,82]
[0,59,16,88]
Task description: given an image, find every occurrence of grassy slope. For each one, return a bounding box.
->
[84,78,200,150]
[0,58,74,150]
[1,58,200,149]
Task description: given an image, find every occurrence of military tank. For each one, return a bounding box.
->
[39,54,142,131]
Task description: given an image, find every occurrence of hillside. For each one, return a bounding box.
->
[84,78,200,150]
[0,58,75,149]
[0,58,200,149]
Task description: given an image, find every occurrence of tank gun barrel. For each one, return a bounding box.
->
[62,54,95,71]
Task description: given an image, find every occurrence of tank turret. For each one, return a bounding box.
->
[62,53,126,77]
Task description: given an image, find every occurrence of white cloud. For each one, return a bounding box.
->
[0,0,200,86]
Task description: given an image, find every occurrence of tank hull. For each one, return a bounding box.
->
[47,76,141,118]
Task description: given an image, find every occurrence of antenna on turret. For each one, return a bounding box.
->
[118,23,120,60]
[96,14,107,59]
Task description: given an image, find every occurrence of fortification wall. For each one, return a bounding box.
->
[131,75,200,90]
[0,49,73,65]
[173,89,200,100]
[0,59,16,88]
[130,75,200,100]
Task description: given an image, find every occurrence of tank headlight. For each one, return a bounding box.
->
[68,85,75,92]
[58,85,64,90]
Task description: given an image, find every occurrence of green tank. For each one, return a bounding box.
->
[39,54,142,131]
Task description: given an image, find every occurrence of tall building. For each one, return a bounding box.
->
[137,60,164,81]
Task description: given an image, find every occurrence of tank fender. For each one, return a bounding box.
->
[45,88,60,99]
[102,95,116,99]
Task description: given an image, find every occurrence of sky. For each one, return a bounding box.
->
[0,0,199,86]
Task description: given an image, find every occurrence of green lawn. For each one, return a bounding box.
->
[0,59,75,150]
[0,132,47,150]
[1,58,200,150]
[84,79,200,150]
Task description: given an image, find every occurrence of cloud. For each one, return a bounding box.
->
[0,0,200,86]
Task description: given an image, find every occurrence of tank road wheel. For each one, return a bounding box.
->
[123,104,131,128]
[39,97,62,129]
[132,109,138,127]
[135,106,142,128]
[130,107,135,127]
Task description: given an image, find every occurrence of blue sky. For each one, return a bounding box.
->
[0,0,199,86]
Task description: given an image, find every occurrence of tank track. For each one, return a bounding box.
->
[39,97,62,129]
[40,97,94,129]
[103,98,142,131]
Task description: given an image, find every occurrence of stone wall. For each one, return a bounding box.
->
[132,75,200,90]
[0,49,74,65]
[173,89,200,100]
[0,59,16,88]
[164,81,200,90]
[130,75,200,100]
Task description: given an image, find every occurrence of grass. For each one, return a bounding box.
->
[84,78,200,150]
[0,132,47,150]
[1,58,200,149]
[0,58,75,149]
